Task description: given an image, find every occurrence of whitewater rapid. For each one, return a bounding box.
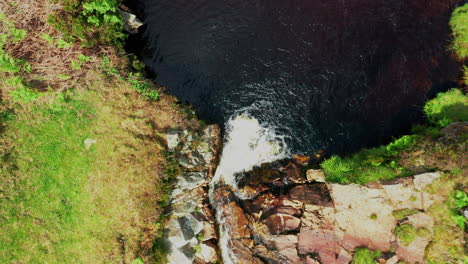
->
[209,106,290,264]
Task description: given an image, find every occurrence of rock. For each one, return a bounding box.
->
[306,169,326,182]
[331,184,396,252]
[336,247,353,264]
[195,243,218,263]
[271,206,302,217]
[386,255,399,264]
[118,9,144,34]
[413,172,440,191]
[440,122,468,142]
[282,162,306,183]
[293,154,311,166]
[381,183,423,210]
[406,212,434,230]
[172,172,206,195]
[305,256,321,264]
[297,228,339,264]
[166,131,180,150]
[395,236,430,263]
[395,213,434,263]
[178,214,204,240]
[230,239,264,264]
[301,205,335,230]
[237,185,269,200]
[201,221,217,241]
[268,235,300,263]
[265,214,301,234]
[83,138,96,150]
[289,184,333,206]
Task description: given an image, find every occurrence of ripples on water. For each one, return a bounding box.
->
[137,0,460,154]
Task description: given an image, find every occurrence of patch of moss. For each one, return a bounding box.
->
[392,209,419,220]
[352,247,381,264]
[395,224,417,246]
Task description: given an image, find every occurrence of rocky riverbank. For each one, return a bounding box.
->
[164,122,467,264]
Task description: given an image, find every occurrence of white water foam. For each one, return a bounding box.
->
[209,105,290,264]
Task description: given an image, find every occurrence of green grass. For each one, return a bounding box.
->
[352,248,381,264]
[450,3,468,59]
[424,89,468,128]
[321,135,415,184]
[0,90,111,263]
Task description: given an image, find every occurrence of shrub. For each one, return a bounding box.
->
[424,89,468,127]
[48,0,125,47]
[450,4,468,59]
[352,248,381,264]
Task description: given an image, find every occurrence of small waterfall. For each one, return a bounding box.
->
[209,106,290,264]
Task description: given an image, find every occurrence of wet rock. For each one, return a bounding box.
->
[282,162,306,183]
[237,185,269,200]
[289,184,333,206]
[293,154,311,166]
[118,9,143,34]
[331,184,396,251]
[306,169,326,182]
[265,214,301,234]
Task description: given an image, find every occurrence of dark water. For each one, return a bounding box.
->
[136,0,461,154]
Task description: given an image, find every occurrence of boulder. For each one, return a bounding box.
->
[331,184,396,251]
[306,169,326,182]
[297,228,340,264]
[413,172,440,191]
[289,184,333,206]
[265,214,301,234]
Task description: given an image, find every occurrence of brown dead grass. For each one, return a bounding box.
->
[0,0,119,90]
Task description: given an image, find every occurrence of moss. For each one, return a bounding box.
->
[352,247,381,264]
[392,209,419,220]
[369,213,378,220]
[395,224,417,246]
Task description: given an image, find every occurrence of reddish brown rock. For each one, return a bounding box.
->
[265,214,301,234]
[297,228,340,264]
[293,154,311,166]
[268,235,300,263]
[289,184,333,206]
[282,162,306,183]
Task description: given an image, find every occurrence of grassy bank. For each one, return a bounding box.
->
[0,1,198,263]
